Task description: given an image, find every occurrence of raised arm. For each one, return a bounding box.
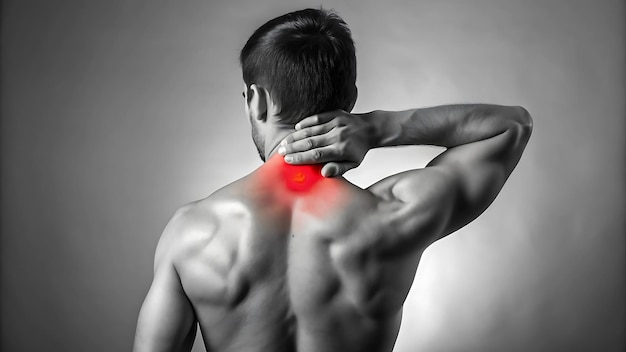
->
[133,211,198,352]
[279,105,532,250]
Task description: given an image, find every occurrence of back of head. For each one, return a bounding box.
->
[240,8,357,125]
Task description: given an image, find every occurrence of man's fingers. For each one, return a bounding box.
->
[279,135,328,155]
[295,111,339,130]
[283,146,339,165]
[321,162,358,177]
[281,122,334,145]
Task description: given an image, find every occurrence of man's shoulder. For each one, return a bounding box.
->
[157,200,216,255]
[169,188,251,236]
[157,195,252,264]
[174,172,253,221]
[169,199,217,234]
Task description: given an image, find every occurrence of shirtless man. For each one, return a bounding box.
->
[133,8,532,352]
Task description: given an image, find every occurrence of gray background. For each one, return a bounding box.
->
[1,0,624,351]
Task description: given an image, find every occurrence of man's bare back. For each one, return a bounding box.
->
[133,9,532,352]
[169,154,421,351]
[134,105,531,351]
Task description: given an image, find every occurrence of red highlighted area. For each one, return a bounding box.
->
[280,158,324,192]
[253,154,346,221]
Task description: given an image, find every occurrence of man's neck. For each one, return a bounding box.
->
[261,153,324,193]
[264,128,294,161]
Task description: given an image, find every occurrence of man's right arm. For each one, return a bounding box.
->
[279,105,533,251]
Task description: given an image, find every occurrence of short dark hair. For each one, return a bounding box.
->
[240,8,357,125]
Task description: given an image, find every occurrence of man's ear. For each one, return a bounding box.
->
[246,84,268,122]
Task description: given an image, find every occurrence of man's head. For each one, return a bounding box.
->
[240,8,357,160]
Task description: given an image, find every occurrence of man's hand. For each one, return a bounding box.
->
[278,110,375,177]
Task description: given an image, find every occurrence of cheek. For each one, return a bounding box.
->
[250,123,265,156]
[248,116,257,137]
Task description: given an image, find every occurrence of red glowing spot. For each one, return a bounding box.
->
[253,154,347,224]
[293,171,306,183]
[281,159,323,192]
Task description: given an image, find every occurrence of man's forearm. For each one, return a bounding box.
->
[278,104,532,177]
[367,104,532,149]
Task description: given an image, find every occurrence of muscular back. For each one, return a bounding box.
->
[134,105,531,352]
[170,154,422,352]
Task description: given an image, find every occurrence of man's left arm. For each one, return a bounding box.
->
[133,213,198,352]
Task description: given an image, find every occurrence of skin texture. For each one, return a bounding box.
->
[133,85,533,351]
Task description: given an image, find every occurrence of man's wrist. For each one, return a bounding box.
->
[358,110,380,149]
[364,110,402,148]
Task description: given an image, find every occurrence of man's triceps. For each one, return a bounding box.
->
[367,167,458,253]
[133,262,197,352]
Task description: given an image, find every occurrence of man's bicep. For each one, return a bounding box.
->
[133,262,197,352]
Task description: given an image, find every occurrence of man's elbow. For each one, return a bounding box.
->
[504,106,533,148]
[514,106,533,139]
